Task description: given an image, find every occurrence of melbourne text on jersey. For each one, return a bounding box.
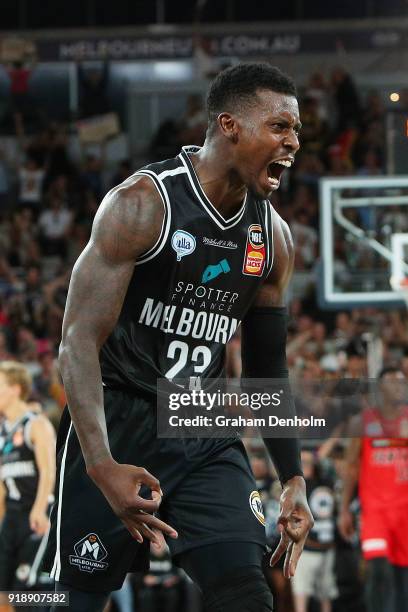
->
[139,296,239,344]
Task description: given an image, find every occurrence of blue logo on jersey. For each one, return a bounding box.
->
[202,259,231,284]
[171,230,196,261]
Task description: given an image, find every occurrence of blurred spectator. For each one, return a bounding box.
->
[149,119,181,161]
[0,329,12,360]
[326,144,352,175]
[7,59,35,134]
[108,575,135,612]
[16,326,41,376]
[331,68,362,134]
[339,367,408,612]
[305,72,330,122]
[0,150,10,211]
[110,159,132,189]
[299,96,328,155]
[136,539,183,612]
[178,94,207,146]
[292,450,338,612]
[44,125,75,182]
[7,208,39,268]
[77,61,110,119]
[42,268,70,345]
[291,209,318,270]
[81,154,104,201]
[18,155,45,216]
[20,264,48,338]
[293,152,325,188]
[356,149,383,176]
[362,91,385,130]
[33,350,66,411]
[38,197,72,259]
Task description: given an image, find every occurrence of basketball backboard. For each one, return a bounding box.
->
[319,176,408,309]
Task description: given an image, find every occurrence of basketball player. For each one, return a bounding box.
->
[338,366,408,612]
[43,63,313,611]
[0,361,56,611]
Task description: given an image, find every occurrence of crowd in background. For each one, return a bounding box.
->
[0,62,408,611]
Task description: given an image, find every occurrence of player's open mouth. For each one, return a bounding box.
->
[266,158,293,189]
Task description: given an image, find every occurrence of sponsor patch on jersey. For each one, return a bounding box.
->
[203,237,238,249]
[171,230,196,261]
[242,224,265,276]
[249,490,265,525]
[201,258,231,284]
[69,533,108,573]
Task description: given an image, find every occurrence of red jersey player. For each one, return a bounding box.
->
[338,366,408,612]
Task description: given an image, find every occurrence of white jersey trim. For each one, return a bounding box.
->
[179,148,247,231]
[267,201,275,276]
[263,201,270,273]
[28,527,50,586]
[157,166,188,180]
[134,170,172,266]
[50,421,73,582]
[23,413,39,451]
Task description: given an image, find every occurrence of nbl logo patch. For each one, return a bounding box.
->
[242,224,265,277]
[69,533,108,573]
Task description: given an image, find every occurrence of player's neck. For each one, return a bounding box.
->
[190,141,247,217]
[3,400,28,425]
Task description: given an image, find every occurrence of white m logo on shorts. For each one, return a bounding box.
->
[81,540,100,559]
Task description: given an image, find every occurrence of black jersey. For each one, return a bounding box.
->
[0,412,39,510]
[100,146,275,396]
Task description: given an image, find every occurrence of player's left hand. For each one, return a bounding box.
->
[29,505,50,535]
[269,475,314,578]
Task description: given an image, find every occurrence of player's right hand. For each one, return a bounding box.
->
[87,458,178,545]
[337,508,355,541]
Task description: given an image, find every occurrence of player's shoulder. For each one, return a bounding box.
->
[28,412,55,439]
[107,173,160,204]
[103,153,183,207]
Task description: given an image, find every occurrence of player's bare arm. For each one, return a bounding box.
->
[338,418,361,541]
[245,212,314,577]
[58,176,178,544]
[30,415,56,535]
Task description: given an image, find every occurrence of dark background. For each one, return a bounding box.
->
[0,0,408,30]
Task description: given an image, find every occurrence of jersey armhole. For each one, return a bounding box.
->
[133,170,172,265]
[24,415,37,451]
[263,201,275,278]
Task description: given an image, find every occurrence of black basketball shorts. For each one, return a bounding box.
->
[42,388,267,592]
[0,504,51,590]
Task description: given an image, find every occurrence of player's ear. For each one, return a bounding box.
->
[218,113,239,144]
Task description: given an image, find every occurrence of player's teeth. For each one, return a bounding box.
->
[268,177,279,185]
[274,160,292,167]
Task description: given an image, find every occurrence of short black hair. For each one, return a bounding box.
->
[378,365,403,379]
[206,63,297,130]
